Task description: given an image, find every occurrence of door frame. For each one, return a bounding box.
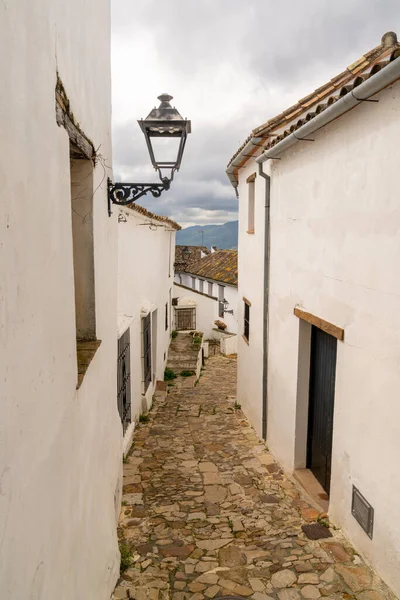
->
[306,325,338,495]
[293,310,343,496]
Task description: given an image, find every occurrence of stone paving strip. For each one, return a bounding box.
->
[113,355,395,600]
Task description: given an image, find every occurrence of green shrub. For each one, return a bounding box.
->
[180,370,195,377]
[139,413,150,423]
[164,368,177,380]
[119,540,132,573]
[193,336,202,345]
[171,330,178,339]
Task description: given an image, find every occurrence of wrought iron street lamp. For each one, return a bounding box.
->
[108,94,191,216]
[222,298,234,315]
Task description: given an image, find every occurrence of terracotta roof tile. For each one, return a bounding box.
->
[174,245,210,272]
[127,203,181,230]
[227,33,400,183]
[184,250,238,286]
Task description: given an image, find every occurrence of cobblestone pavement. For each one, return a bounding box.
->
[113,355,395,600]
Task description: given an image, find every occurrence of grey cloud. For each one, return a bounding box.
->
[111,0,400,226]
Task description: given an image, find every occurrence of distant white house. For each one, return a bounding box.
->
[226,32,400,596]
[117,204,180,453]
[174,247,238,345]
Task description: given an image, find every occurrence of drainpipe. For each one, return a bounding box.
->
[258,163,270,440]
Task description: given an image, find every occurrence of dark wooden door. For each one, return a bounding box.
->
[307,326,337,495]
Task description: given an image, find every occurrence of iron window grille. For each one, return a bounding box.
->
[143,313,152,391]
[175,307,196,330]
[117,328,131,434]
[244,301,250,341]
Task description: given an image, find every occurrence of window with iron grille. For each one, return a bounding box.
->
[175,307,196,330]
[199,279,204,293]
[244,301,250,341]
[142,313,152,391]
[165,302,168,330]
[117,328,131,433]
[208,281,213,296]
[191,276,196,290]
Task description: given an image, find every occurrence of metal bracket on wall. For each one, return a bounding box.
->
[107,178,170,216]
[351,91,379,103]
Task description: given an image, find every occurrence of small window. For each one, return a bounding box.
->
[117,328,131,434]
[199,279,204,293]
[70,143,96,340]
[208,281,213,296]
[218,284,225,318]
[244,301,250,342]
[192,277,196,290]
[165,302,168,330]
[247,173,256,234]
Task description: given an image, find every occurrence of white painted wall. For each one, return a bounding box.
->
[218,282,238,334]
[175,274,238,334]
[173,283,218,338]
[118,208,176,441]
[219,333,238,355]
[0,1,121,598]
[237,80,400,595]
[236,163,268,437]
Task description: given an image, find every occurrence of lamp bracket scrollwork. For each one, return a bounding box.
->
[107,177,170,216]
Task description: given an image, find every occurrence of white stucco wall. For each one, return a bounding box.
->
[172,283,218,338]
[118,208,176,432]
[237,79,400,594]
[236,163,268,437]
[219,283,238,334]
[175,274,238,334]
[0,2,121,599]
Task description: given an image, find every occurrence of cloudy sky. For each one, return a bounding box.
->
[111,0,399,228]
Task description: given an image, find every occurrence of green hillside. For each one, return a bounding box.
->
[176,221,238,249]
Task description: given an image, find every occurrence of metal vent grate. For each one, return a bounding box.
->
[352,485,374,539]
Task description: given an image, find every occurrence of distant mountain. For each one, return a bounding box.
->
[176,221,238,250]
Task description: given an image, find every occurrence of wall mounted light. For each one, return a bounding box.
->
[223,299,234,315]
[108,94,191,216]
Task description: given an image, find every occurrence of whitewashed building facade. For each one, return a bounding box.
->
[174,248,238,337]
[0,1,122,598]
[117,205,180,453]
[226,32,400,596]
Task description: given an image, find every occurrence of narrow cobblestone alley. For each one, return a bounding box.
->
[114,354,394,600]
